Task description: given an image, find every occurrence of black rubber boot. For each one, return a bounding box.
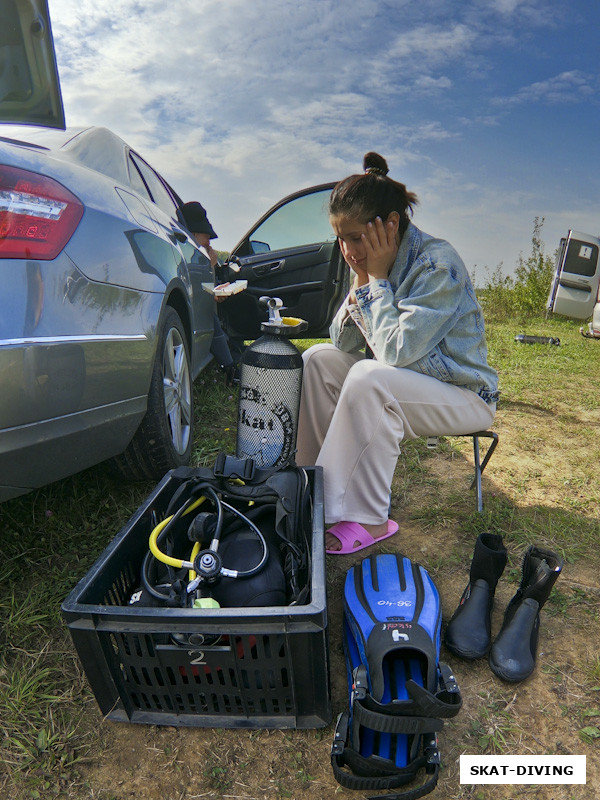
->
[489,545,563,682]
[445,532,508,659]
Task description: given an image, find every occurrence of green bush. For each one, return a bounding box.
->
[479,217,557,320]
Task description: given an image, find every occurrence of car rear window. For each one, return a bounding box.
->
[129,152,178,219]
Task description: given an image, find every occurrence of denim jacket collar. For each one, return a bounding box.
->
[392,222,423,287]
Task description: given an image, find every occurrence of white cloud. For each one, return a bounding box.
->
[493,70,597,106]
[492,0,523,12]
[386,23,475,63]
[366,23,477,95]
[403,122,456,145]
[473,0,563,28]
[414,75,453,92]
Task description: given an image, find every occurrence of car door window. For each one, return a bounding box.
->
[129,152,179,219]
[222,184,346,340]
[244,189,335,255]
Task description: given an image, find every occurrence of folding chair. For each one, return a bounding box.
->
[426,430,499,513]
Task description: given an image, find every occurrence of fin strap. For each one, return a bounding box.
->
[331,713,441,800]
[351,668,461,725]
[352,700,444,734]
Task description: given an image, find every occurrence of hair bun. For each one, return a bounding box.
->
[363,151,389,177]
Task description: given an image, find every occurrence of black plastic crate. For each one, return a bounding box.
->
[61,466,330,729]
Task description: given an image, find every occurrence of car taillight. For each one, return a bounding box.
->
[0,165,84,260]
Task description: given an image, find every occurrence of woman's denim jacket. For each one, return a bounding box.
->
[330,223,499,403]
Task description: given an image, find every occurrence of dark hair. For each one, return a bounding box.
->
[329,152,418,236]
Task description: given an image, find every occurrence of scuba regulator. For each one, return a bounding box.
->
[137,477,286,611]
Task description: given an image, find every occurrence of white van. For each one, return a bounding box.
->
[547,231,600,338]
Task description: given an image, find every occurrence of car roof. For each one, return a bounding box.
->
[0,125,131,184]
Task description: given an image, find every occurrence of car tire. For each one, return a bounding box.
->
[113,306,193,481]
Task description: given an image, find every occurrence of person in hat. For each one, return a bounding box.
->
[179,201,219,267]
[179,201,239,384]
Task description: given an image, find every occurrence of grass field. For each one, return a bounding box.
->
[1,313,599,800]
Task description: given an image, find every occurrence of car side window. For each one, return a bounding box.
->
[128,155,152,200]
[240,188,335,256]
[129,152,179,219]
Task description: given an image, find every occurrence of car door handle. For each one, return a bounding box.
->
[252,260,284,276]
[559,278,591,292]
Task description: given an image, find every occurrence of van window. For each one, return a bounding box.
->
[564,239,598,278]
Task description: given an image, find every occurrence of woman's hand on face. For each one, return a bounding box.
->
[361,217,397,279]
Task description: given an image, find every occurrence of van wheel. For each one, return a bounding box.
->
[113,307,193,480]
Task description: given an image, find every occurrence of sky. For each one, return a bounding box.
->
[46,0,600,284]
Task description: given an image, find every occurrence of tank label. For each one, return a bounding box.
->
[237,387,295,466]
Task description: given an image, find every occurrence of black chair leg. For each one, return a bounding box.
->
[470,431,499,512]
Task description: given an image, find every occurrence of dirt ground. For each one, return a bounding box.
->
[76,401,600,800]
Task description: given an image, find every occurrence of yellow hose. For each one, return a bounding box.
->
[148,496,206,569]
[149,480,250,575]
[189,541,202,581]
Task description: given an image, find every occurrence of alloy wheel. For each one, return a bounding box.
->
[162,326,192,455]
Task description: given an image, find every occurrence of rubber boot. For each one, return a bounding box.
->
[489,545,563,682]
[445,533,508,659]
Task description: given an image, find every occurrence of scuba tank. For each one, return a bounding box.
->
[515,334,560,346]
[236,297,307,467]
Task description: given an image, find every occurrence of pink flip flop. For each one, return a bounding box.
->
[325,520,399,555]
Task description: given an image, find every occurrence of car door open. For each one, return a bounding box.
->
[0,0,65,129]
[218,184,348,341]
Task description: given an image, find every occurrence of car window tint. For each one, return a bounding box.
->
[130,152,178,219]
[128,155,152,200]
[248,188,335,253]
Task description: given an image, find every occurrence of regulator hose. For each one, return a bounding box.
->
[218,501,269,577]
[141,485,220,602]
[141,482,269,604]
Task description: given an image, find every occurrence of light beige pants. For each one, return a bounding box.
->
[296,343,496,526]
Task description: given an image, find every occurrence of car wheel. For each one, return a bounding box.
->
[113,307,193,480]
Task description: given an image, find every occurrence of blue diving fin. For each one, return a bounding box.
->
[331,553,462,799]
